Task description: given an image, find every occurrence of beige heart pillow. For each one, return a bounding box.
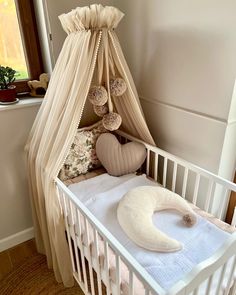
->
[96,133,146,176]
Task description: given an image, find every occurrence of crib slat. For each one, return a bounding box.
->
[204,180,214,213]
[84,218,95,295]
[145,289,149,295]
[60,189,67,215]
[163,157,168,187]
[217,187,228,220]
[93,229,103,295]
[146,149,150,176]
[192,174,200,205]
[172,162,177,192]
[223,256,236,295]
[129,270,134,295]
[56,186,64,212]
[193,287,199,295]
[75,209,88,293]
[232,207,236,226]
[154,153,158,182]
[216,262,227,294]
[62,194,76,273]
[116,254,121,295]
[69,201,82,283]
[104,240,111,295]
[182,168,188,199]
[206,274,214,295]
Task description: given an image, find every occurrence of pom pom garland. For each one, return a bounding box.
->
[88,79,125,131]
[88,86,108,106]
[102,112,122,131]
[93,104,109,117]
[110,77,127,97]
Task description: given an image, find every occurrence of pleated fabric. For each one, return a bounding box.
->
[26,4,155,286]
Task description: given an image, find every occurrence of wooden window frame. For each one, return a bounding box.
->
[13,0,44,95]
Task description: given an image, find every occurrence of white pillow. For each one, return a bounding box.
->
[117,186,197,252]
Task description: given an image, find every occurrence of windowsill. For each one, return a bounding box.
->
[0,97,43,112]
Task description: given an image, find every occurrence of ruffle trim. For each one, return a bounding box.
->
[59,4,124,34]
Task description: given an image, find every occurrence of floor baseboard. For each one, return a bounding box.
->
[0,228,34,252]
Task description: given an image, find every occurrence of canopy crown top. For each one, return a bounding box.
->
[59,4,124,34]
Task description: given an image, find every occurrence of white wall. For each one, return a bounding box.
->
[0,100,41,250]
[115,0,236,180]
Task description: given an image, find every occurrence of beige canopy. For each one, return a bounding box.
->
[26,4,155,286]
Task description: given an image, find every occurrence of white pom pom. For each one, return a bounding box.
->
[93,104,109,117]
[110,78,127,97]
[88,86,108,106]
[102,112,122,131]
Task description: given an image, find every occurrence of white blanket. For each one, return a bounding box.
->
[68,172,136,203]
[68,174,231,291]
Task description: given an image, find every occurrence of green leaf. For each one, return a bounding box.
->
[0,65,17,89]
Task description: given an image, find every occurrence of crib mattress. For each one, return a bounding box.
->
[68,173,236,294]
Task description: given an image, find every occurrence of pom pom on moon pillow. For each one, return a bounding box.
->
[96,133,146,176]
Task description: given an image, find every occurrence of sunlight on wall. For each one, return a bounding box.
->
[0,0,29,79]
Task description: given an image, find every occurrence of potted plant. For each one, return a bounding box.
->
[0,65,17,104]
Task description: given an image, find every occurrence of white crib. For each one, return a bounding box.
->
[55,130,236,295]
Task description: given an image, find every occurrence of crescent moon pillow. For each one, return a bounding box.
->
[117,186,197,252]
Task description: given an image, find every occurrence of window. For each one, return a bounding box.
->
[0,0,44,94]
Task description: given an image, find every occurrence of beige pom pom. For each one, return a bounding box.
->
[110,78,127,97]
[102,112,122,131]
[93,104,109,117]
[183,214,197,227]
[88,86,108,106]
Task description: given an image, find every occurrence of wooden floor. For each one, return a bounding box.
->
[0,239,37,280]
[0,239,83,294]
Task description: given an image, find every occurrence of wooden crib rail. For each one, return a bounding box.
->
[55,131,236,295]
[56,178,165,295]
[168,232,236,295]
[116,130,236,192]
[116,130,236,224]
[55,176,236,295]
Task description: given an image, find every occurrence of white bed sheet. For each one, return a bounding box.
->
[68,173,234,293]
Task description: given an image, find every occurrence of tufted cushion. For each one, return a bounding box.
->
[59,121,107,181]
[117,186,197,252]
[96,133,146,176]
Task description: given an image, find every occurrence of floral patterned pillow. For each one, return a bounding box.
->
[59,121,107,181]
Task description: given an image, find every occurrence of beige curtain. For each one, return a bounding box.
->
[26,4,155,286]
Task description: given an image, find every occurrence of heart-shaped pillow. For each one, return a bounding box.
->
[96,133,146,176]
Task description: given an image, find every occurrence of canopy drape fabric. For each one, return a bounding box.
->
[26,4,155,286]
